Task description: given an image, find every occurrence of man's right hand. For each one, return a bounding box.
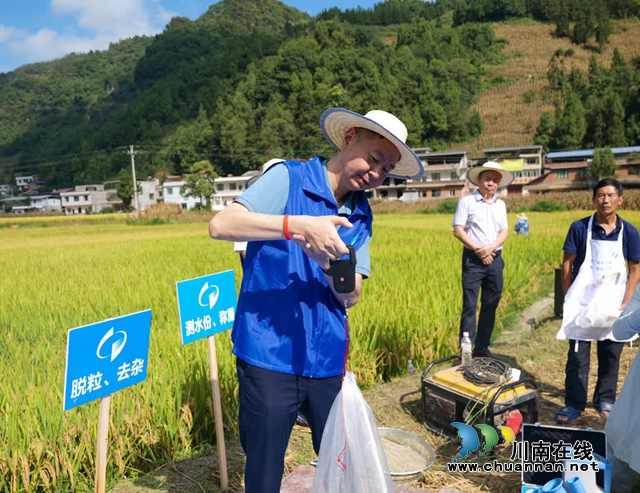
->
[480,253,495,265]
[290,215,352,267]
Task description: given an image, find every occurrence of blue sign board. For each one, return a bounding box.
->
[63,310,152,411]
[176,270,236,345]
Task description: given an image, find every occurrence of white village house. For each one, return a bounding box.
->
[136,178,160,211]
[162,176,201,210]
[15,175,34,190]
[29,195,62,212]
[212,171,261,211]
[60,185,109,214]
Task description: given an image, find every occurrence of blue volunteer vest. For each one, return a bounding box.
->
[232,156,373,378]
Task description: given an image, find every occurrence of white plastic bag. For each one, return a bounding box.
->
[575,283,623,330]
[312,372,394,493]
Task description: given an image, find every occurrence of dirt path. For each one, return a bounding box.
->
[109,295,638,493]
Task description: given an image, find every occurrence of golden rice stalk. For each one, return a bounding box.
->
[53,453,61,483]
[39,465,51,489]
[114,449,125,474]
[60,453,74,489]
[10,453,18,492]
[44,460,58,486]
[29,438,43,462]
[18,451,30,491]
[180,404,193,430]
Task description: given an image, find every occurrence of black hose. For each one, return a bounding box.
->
[461,357,511,385]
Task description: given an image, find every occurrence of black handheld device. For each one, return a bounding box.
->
[329,245,357,293]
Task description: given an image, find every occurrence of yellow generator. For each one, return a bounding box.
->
[421,355,538,438]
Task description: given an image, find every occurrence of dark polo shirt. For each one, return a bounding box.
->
[563,214,640,281]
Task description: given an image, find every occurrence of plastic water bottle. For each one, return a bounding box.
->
[461,332,473,368]
[407,359,415,376]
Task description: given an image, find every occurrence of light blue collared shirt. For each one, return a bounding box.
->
[612,287,640,340]
[235,162,371,277]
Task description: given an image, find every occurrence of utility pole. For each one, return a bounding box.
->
[127,145,140,219]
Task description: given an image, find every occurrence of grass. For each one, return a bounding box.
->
[110,305,640,493]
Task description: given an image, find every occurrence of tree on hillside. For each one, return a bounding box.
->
[554,5,571,36]
[181,160,218,210]
[627,114,640,145]
[602,89,627,147]
[547,54,567,94]
[214,94,256,176]
[258,94,297,160]
[585,88,627,148]
[585,94,607,147]
[550,92,587,150]
[571,0,611,49]
[85,151,110,184]
[611,48,635,107]
[590,147,617,180]
[534,111,554,153]
[595,14,612,50]
[165,106,215,175]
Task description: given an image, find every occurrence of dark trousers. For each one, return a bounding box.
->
[564,339,624,411]
[460,249,504,350]
[236,358,342,493]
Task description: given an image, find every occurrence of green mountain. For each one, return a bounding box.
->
[0,0,503,188]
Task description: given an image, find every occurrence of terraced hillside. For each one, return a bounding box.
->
[450,20,640,155]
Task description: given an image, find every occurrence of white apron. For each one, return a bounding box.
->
[557,216,627,342]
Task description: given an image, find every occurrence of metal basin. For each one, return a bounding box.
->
[378,427,436,482]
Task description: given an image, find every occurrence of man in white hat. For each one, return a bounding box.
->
[453,161,514,359]
[209,108,423,493]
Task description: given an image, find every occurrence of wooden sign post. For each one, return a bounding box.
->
[176,270,236,490]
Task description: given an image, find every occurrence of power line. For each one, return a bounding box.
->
[0,146,318,173]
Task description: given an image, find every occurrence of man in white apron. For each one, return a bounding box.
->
[556,178,640,424]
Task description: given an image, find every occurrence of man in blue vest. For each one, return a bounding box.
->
[209,108,423,493]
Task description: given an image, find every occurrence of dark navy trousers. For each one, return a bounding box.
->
[564,339,624,411]
[236,358,342,493]
[459,248,504,350]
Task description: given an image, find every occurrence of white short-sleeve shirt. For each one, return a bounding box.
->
[452,190,508,251]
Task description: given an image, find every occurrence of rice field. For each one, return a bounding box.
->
[1,211,632,492]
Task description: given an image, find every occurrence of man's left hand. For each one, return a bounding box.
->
[474,244,495,259]
[291,233,339,271]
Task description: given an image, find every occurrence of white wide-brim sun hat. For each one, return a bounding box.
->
[467,161,515,188]
[320,108,424,180]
